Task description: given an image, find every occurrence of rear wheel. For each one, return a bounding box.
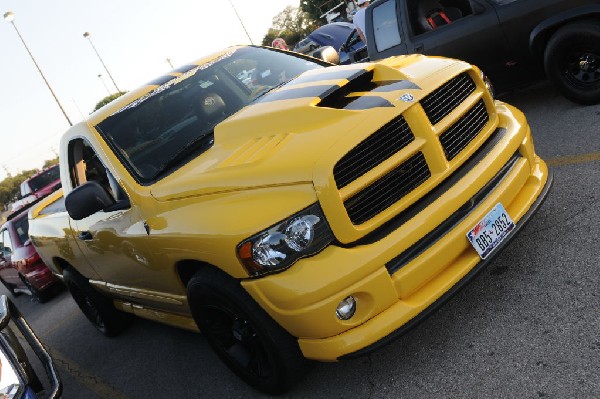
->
[187,267,309,395]
[0,277,21,297]
[19,275,49,303]
[63,268,131,336]
[544,22,600,105]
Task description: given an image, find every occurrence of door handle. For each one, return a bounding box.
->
[78,231,93,241]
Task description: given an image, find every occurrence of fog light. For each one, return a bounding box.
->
[336,296,356,320]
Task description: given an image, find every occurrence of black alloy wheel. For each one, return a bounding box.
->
[187,267,308,395]
[200,303,274,381]
[563,49,600,89]
[62,267,130,337]
[544,22,600,105]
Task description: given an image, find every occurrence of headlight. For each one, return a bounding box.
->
[479,70,495,99]
[237,203,334,277]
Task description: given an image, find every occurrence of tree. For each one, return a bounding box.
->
[261,5,318,47]
[92,91,127,113]
[43,157,59,169]
[0,169,38,209]
[300,0,349,23]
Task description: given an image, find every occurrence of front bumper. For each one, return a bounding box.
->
[242,103,552,362]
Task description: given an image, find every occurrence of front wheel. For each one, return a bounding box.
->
[544,22,600,105]
[187,267,309,395]
[63,268,131,336]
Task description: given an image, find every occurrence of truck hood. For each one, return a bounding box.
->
[150,55,468,201]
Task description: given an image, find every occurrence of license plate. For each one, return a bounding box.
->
[466,203,515,259]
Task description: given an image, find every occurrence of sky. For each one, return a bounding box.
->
[0,0,299,181]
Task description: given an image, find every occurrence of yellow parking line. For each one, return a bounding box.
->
[48,347,130,399]
[546,151,600,167]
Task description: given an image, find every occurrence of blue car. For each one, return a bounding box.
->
[293,22,367,65]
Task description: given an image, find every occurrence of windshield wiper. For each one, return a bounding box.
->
[151,132,214,179]
[251,79,293,102]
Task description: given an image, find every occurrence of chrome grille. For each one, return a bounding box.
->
[344,152,431,225]
[421,73,476,125]
[440,100,489,160]
[334,115,413,189]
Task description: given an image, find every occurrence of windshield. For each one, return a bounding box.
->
[27,165,60,192]
[96,47,324,183]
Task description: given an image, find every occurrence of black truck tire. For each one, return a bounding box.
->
[63,268,131,336]
[0,277,21,297]
[20,274,49,303]
[187,267,309,395]
[544,21,600,105]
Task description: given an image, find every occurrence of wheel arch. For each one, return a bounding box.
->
[176,259,236,290]
[529,6,600,61]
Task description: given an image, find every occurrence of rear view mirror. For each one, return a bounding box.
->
[0,295,62,398]
[65,181,115,221]
[312,46,340,65]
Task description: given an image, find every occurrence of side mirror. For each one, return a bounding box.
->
[65,181,115,221]
[312,46,340,65]
[0,295,62,398]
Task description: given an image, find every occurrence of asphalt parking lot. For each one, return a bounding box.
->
[2,81,599,398]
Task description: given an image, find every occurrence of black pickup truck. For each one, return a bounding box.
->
[363,0,600,104]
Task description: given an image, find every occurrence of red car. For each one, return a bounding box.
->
[19,164,61,199]
[0,204,60,302]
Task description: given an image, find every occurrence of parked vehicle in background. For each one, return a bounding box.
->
[364,0,600,104]
[294,22,357,56]
[19,164,61,200]
[339,27,368,64]
[0,295,62,398]
[0,203,60,303]
[29,45,550,394]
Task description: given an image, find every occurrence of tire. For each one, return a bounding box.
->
[187,267,309,395]
[544,22,600,105]
[0,277,21,297]
[63,268,131,337]
[20,275,49,303]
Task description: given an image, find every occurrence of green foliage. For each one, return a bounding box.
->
[261,5,319,48]
[0,169,38,208]
[93,91,127,113]
[43,157,59,169]
[300,0,348,23]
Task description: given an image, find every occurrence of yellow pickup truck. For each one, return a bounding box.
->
[29,45,552,394]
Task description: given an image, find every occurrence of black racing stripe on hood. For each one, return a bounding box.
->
[147,75,177,86]
[291,68,371,85]
[257,84,340,103]
[372,80,421,92]
[344,96,394,110]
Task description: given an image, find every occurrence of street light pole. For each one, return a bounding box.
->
[83,31,121,93]
[3,11,72,126]
[228,0,254,45]
[98,74,111,95]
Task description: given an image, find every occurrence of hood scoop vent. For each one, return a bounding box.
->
[318,69,420,111]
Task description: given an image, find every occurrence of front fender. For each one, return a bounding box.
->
[529,5,600,60]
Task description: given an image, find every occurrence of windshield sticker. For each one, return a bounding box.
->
[108,49,237,117]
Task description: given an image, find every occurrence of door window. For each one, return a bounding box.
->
[68,139,128,202]
[373,0,402,52]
